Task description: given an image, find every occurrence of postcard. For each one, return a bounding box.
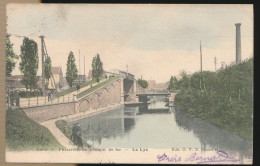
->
[5,4,253,164]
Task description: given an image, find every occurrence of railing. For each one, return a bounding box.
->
[16,93,76,108]
[7,77,116,109]
[144,89,170,94]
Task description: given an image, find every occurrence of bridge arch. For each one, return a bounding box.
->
[91,93,100,109]
[99,88,109,108]
[108,84,115,105]
[79,99,91,112]
[113,81,121,104]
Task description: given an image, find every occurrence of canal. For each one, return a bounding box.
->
[69,95,252,163]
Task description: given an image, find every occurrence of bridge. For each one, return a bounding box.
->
[16,70,172,122]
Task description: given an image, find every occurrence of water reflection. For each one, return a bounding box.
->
[69,96,252,163]
[138,96,170,115]
[173,108,253,163]
[70,108,130,145]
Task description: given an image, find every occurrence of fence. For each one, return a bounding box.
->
[11,93,76,109]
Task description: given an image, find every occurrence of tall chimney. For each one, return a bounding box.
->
[235,23,241,64]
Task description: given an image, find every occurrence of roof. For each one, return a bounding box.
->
[51,67,62,75]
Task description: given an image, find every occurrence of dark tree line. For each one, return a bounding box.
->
[170,58,253,141]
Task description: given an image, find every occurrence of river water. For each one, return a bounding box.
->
[69,96,253,163]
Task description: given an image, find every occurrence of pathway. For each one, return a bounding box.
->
[41,120,77,149]
[19,78,108,108]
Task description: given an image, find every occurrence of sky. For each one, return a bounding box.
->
[7,4,253,83]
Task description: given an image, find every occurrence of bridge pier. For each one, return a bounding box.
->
[138,95,148,103]
[120,78,124,104]
[134,80,139,102]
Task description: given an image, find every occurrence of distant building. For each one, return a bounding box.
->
[147,80,169,90]
[147,80,157,89]
[72,75,87,87]
[6,75,42,91]
[157,82,169,90]
[106,69,134,80]
[48,67,63,89]
[87,70,112,81]
[78,75,86,83]
[87,70,93,81]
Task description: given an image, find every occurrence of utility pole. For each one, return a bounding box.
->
[214,57,217,71]
[84,55,86,82]
[79,49,80,75]
[235,23,242,64]
[40,36,46,96]
[221,61,225,69]
[78,49,80,83]
[200,40,202,72]
[126,64,128,77]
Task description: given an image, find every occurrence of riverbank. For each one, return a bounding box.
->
[172,58,253,141]
[175,103,252,142]
[6,109,64,151]
[40,104,124,148]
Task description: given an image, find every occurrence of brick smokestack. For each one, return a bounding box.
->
[235,23,241,64]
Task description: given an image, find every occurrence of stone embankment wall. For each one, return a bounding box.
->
[23,101,75,122]
[23,79,122,122]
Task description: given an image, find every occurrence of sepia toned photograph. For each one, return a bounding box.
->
[5,4,253,164]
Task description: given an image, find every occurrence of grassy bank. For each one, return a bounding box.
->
[55,120,90,148]
[6,109,64,151]
[55,77,105,98]
[173,58,253,141]
[76,76,119,99]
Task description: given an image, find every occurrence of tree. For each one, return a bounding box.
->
[137,79,148,89]
[92,54,103,82]
[6,34,18,76]
[177,70,190,89]
[168,76,178,91]
[66,51,78,87]
[44,56,52,82]
[19,37,39,90]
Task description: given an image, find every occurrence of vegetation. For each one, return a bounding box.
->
[66,51,78,87]
[168,76,178,91]
[55,120,90,148]
[77,76,119,99]
[173,58,253,141]
[55,120,72,141]
[92,54,103,82]
[6,34,19,76]
[54,76,105,98]
[19,91,43,98]
[44,56,52,82]
[6,109,64,151]
[19,37,39,90]
[137,79,148,89]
